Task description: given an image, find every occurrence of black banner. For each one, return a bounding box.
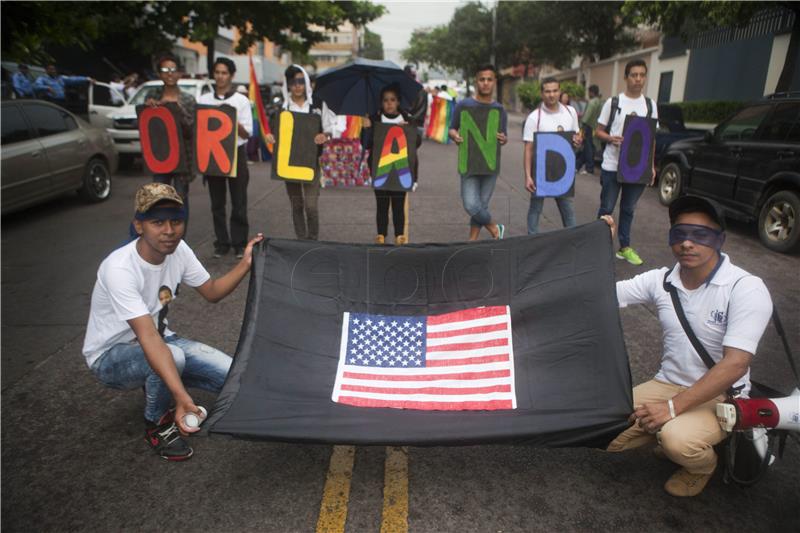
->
[271,111,322,182]
[207,221,632,447]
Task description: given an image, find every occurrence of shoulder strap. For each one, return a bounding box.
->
[662,269,717,371]
[645,97,653,119]
[608,96,619,128]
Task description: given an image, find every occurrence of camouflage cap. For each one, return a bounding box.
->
[134,183,184,213]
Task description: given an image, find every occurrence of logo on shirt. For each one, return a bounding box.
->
[707,309,727,326]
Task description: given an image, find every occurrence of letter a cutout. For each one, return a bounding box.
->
[374,125,412,189]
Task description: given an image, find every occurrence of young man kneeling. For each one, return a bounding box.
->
[82,183,263,461]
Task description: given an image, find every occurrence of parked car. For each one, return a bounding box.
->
[654,104,709,167]
[1,99,117,215]
[657,94,800,253]
[107,79,213,165]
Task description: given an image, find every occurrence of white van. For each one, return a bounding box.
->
[107,79,213,164]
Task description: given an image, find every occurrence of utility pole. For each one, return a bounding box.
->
[490,1,497,66]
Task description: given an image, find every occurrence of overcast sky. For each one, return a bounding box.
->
[368,1,468,52]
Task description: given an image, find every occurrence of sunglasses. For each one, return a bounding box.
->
[159,67,179,74]
[288,78,305,87]
[668,223,725,249]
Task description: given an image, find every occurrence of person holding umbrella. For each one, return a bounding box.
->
[265,64,337,241]
[361,84,420,245]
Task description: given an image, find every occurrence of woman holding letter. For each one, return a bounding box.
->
[362,85,419,245]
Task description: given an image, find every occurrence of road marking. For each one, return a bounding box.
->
[316,445,356,533]
[380,446,409,533]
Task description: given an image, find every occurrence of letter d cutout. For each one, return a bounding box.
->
[535,132,575,197]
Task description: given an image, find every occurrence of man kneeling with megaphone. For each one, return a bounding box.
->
[605,196,774,497]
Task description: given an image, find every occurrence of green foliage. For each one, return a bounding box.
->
[362,28,384,60]
[402,2,492,80]
[623,1,766,36]
[517,82,541,110]
[559,81,585,99]
[672,101,746,124]
[1,1,385,68]
[517,80,586,110]
[495,1,635,69]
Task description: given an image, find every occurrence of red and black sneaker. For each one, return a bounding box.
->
[144,410,193,461]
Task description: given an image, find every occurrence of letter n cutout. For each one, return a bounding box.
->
[458,107,500,175]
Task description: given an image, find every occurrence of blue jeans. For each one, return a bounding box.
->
[597,169,646,249]
[527,195,577,235]
[578,124,595,172]
[91,335,231,423]
[461,174,497,227]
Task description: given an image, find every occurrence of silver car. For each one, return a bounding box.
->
[1,99,118,215]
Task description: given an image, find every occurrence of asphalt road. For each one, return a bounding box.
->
[2,113,799,532]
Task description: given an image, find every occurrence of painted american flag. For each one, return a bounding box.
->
[331,306,516,411]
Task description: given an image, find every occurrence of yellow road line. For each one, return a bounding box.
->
[316,445,356,533]
[380,446,409,533]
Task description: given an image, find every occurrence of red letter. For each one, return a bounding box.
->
[139,107,180,174]
[196,108,233,175]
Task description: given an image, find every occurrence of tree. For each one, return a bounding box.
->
[1,1,174,65]
[624,1,799,92]
[2,1,385,76]
[361,28,384,60]
[495,1,636,71]
[157,1,386,75]
[401,3,492,93]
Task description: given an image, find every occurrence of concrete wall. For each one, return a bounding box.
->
[651,51,690,102]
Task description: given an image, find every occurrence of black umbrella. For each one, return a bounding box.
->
[314,57,423,116]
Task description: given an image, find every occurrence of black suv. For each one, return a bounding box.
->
[657,94,800,253]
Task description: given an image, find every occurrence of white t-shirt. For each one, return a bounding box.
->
[285,98,340,137]
[616,254,772,396]
[82,239,211,367]
[198,91,253,147]
[522,103,579,141]
[597,93,659,172]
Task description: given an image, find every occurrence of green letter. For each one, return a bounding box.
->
[458,108,499,174]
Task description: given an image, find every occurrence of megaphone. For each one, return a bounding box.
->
[717,388,800,432]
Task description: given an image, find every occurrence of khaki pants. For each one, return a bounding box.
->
[607,379,727,474]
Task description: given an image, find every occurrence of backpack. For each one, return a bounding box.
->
[600,95,653,157]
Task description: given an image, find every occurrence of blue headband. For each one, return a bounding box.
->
[134,206,187,221]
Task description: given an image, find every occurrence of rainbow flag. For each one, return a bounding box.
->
[249,56,273,153]
[342,116,363,139]
[425,96,453,144]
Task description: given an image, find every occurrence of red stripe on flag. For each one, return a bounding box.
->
[342,369,510,381]
[427,306,507,325]
[426,338,508,352]
[426,354,510,367]
[426,322,507,339]
[337,397,514,410]
[340,384,511,395]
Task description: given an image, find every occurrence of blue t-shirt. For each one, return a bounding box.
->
[450,97,508,134]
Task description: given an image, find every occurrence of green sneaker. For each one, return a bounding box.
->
[616,247,643,265]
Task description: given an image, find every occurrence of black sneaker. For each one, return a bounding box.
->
[213,246,229,258]
[234,247,244,259]
[144,410,193,461]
